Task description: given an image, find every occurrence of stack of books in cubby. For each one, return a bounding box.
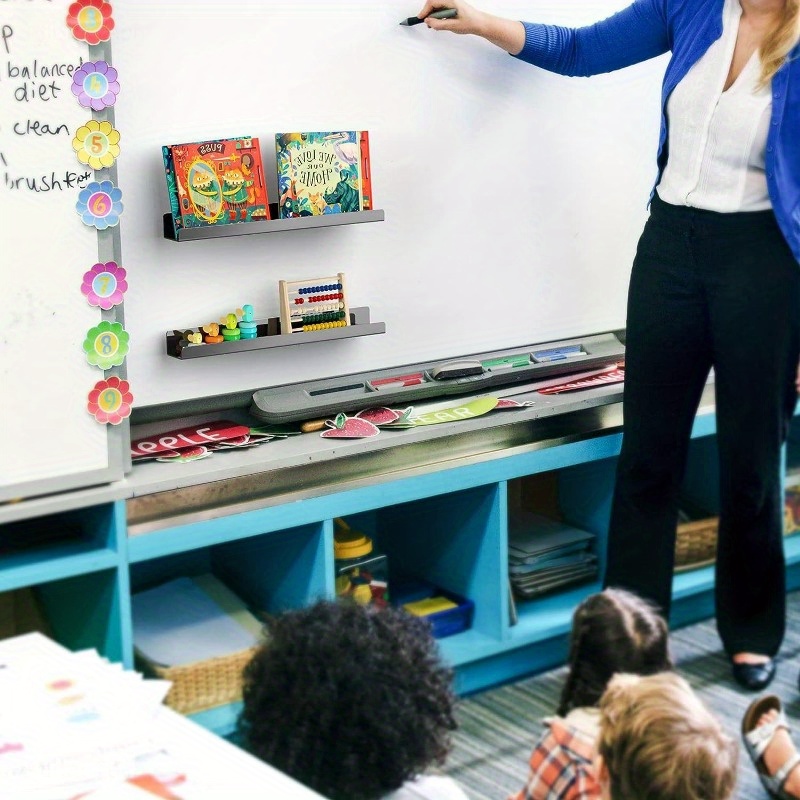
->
[508,510,598,600]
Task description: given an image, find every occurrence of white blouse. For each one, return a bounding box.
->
[656,0,773,212]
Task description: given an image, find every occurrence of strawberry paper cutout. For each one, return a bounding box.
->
[375,407,416,428]
[355,407,401,426]
[321,413,380,439]
[494,398,535,409]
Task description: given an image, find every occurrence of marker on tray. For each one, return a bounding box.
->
[370,372,425,389]
[481,354,531,371]
[531,344,586,363]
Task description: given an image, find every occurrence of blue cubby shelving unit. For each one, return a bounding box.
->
[4,387,800,738]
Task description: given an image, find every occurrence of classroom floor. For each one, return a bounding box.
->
[444,590,800,800]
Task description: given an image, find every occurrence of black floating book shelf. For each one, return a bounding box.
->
[163,206,385,242]
[166,307,385,359]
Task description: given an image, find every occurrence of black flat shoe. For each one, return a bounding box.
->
[732,659,777,691]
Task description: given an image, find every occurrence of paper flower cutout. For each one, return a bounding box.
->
[76,180,123,229]
[72,120,120,170]
[83,321,129,369]
[81,261,127,309]
[87,376,133,425]
[71,61,119,110]
[67,0,115,44]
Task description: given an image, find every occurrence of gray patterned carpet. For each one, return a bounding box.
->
[443,591,800,800]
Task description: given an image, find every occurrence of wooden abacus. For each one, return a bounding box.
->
[279,272,350,335]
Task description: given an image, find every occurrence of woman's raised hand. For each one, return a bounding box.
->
[414,1,487,36]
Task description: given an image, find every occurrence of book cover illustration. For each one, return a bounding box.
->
[163,136,269,231]
[275,131,371,219]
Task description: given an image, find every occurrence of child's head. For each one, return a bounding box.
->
[596,672,738,800]
[237,600,457,800]
[558,588,671,715]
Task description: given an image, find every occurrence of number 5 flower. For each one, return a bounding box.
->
[72,120,121,170]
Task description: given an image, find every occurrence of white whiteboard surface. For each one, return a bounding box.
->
[113,0,667,409]
[0,2,124,501]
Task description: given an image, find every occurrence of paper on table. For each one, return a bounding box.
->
[0,633,324,800]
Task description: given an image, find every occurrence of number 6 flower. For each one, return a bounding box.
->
[76,180,123,229]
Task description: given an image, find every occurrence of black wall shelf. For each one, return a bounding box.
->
[163,207,385,242]
[166,307,385,359]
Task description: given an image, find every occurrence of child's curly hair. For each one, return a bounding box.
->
[558,587,672,715]
[237,600,458,800]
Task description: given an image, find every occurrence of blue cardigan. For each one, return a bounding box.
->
[515,0,800,262]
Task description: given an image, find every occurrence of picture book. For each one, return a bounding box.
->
[162,136,269,233]
[275,131,373,218]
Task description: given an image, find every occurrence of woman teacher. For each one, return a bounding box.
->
[417,0,800,690]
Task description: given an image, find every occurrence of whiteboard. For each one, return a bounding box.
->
[0,1,126,501]
[112,0,667,409]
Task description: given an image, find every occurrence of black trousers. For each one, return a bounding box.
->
[604,193,800,656]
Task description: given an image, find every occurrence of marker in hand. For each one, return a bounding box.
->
[400,8,458,25]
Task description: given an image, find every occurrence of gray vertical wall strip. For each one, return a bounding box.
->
[90,36,130,475]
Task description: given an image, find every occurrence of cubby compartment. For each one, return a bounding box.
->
[0,503,122,591]
[36,568,127,663]
[129,521,331,614]
[0,503,126,664]
[0,567,126,665]
[128,522,331,736]
[506,463,613,645]
[336,484,506,668]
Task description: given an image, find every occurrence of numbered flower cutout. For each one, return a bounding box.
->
[87,376,133,426]
[83,321,130,370]
[67,0,115,44]
[76,180,123,230]
[72,120,121,170]
[81,261,127,310]
[71,61,119,110]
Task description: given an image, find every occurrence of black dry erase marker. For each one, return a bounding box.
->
[400,8,458,26]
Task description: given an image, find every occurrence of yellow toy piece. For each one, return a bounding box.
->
[352,583,373,605]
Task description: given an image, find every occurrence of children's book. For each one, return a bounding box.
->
[162,136,269,234]
[275,130,372,218]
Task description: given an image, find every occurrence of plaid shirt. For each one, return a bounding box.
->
[508,718,601,800]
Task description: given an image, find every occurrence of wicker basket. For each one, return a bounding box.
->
[674,517,719,573]
[674,504,800,573]
[136,646,258,715]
